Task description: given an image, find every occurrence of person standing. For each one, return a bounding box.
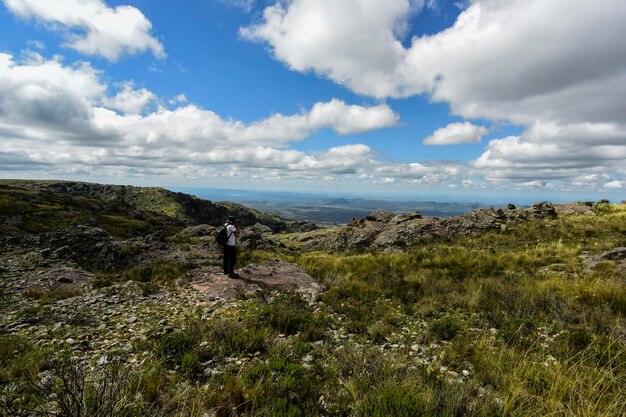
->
[223,216,239,278]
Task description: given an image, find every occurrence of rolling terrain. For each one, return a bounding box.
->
[1,180,625,416]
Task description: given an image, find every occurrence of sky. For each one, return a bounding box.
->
[0,0,625,202]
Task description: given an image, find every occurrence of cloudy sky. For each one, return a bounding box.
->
[0,0,624,202]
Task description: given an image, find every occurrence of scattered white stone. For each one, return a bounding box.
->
[98,356,108,366]
[462,369,470,377]
[411,344,420,352]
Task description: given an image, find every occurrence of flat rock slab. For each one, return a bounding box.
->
[191,259,323,300]
[24,266,93,291]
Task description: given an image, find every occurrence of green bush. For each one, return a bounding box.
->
[430,315,464,341]
[356,384,431,417]
[255,293,314,335]
[242,358,319,417]
[23,288,80,303]
[180,352,202,377]
[121,261,194,283]
[158,331,197,362]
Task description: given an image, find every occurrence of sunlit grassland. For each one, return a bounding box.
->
[237,206,626,415]
[1,206,625,416]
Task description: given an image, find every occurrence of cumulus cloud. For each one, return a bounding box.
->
[241,0,410,98]
[244,0,626,119]
[243,0,626,184]
[472,122,626,181]
[423,122,488,145]
[0,53,401,182]
[4,0,165,61]
[0,52,104,142]
[603,181,623,189]
[103,82,156,115]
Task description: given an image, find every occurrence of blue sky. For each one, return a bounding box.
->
[0,0,624,202]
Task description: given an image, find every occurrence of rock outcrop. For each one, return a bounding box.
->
[305,203,562,252]
[191,259,323,300]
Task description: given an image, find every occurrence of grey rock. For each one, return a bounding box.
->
[600,247,626,261]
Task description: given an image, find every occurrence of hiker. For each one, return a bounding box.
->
[223,216,239,278]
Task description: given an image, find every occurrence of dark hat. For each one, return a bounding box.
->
[227,215,236,222]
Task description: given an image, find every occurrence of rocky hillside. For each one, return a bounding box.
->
[284,201,607,252]
[0,180,307,271]
[1,179,625,416]
[0,180,289,232]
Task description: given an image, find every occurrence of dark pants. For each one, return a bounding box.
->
[223,244,236,274]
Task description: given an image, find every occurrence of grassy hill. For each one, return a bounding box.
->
[0,179,288,237]
[0,183,624,416]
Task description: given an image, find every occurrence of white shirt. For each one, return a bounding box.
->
[226,224,237,246]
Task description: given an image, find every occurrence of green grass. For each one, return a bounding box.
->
[2,205,625,416]
[23,287,81,303]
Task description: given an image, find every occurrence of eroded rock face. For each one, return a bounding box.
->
[191,259,323,300]
[40,226,128,270]
[37,226,172,271]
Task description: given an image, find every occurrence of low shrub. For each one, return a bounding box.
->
[430,314,464,341]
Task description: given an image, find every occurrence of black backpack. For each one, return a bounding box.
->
[215,226,228,245]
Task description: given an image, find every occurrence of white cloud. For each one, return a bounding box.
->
[218,0,256,12]
[168,94,188,105]
[472,122,626,181]
[103,82,156,115]
[244,0,626,121]
[0,52,104,142]
[0,53,401,182]
[4,0,165,61]
[243,0,626,184]
[26,40,45,50]
[307,99,399,135]
[241,0,411,98]
[603,181,623,189]
[423,121,487,145]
